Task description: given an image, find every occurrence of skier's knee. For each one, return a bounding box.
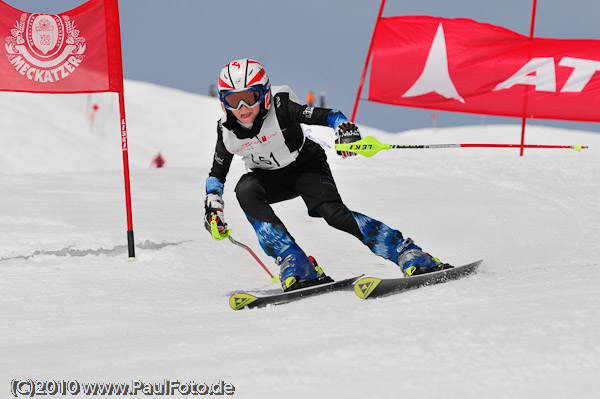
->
[314,202,362,239]
[235,175,266,209]
[315,201,345,223]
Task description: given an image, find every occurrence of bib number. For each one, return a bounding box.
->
[251,152,281,167]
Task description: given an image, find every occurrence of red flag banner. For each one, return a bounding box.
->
[1,0,123,93]
[369,15,600,122]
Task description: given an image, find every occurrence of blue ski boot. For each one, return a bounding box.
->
[276,243,332,292]
[395,238,450,277]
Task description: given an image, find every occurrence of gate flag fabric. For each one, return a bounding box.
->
[369,15,600,122]
[1,0,135,259]
[1,0,123,93]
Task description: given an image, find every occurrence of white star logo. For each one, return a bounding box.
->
[402,23,465,103]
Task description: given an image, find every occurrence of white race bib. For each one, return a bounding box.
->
[221,86,304,170]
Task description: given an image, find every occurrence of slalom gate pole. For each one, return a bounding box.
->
[210,216,278,283]
[335,136,588,158]
[118,91,135,260]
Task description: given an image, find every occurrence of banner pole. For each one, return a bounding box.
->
[118,91,135,260]
[529,0,539,39]
[520,0,538,156]
[351,0,386,122]
[519,116,527,157]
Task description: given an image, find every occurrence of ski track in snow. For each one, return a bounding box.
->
[1,82,599,399]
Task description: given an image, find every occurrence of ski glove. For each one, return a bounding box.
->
[204,193,227,235]
[335,122,362,158]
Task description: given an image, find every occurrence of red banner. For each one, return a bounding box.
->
[369,16,600,122]
[1,0,123,93]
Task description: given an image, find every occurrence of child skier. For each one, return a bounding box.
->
[205,58,448,292]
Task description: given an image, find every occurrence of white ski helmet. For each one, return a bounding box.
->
[218,58,271,115]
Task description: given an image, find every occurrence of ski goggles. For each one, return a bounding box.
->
[220,87,264,111]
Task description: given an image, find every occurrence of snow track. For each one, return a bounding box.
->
[1,82,598,398]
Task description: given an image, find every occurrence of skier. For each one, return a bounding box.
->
[205,58,447,292]
[151,152,166,168]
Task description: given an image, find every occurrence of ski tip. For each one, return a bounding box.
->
[354,277,382,299]
[470,259,484,270]
[229,293,258,310]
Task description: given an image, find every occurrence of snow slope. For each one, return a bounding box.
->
[1,81,599,399]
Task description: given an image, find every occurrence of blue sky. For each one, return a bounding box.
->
[5,0,600,132]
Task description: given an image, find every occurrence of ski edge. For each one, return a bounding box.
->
[229,274,364,310]
[355,260,483,299]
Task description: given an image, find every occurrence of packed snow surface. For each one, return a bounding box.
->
[1,81,599,398]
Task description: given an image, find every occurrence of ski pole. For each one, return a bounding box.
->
[226,235,278,283]
[210,215,278,283]
[335,136,588,158]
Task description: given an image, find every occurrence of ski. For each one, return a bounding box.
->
[354,260,483,299]
[229,275,363,310]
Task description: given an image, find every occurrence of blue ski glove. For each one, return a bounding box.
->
[335,122,362,158]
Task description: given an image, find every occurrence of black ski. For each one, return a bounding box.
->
[229,275,363,310]
[354,260,483,299]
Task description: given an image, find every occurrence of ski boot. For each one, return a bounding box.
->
[395,238,452,277]
[276,243,333,292]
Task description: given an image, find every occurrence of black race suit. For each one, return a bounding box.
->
[206,86,404,262]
